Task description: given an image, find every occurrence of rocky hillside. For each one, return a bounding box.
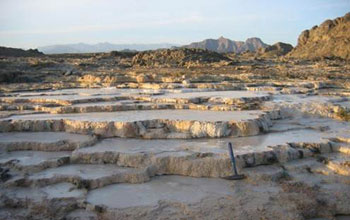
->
[258,42,293,57]
[0,46,44,57]
[183,37,269,53]
[289,12,350,60]
[132,48,231,67]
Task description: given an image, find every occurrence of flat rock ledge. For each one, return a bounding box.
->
[71,140,336,178]
[0,132,97,151]
[0,110,282,139]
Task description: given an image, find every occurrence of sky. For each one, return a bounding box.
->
[0,0,349,49]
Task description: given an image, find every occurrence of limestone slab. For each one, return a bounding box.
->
[6,109,264,122]
[27,164,153,188]
[86,175,234,209]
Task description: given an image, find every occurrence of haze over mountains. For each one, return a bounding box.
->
[5,10,350,60]
[38,42,177,54]
[33,10,350,59]
[37,37,269,54]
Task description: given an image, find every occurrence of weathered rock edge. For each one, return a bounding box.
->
[0,110,281,139]
[71,141,337,178]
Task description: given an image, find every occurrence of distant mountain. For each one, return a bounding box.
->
[37,42,177,54]
[183,36,269,53]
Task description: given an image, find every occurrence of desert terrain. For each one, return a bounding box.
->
[0,12,350,220]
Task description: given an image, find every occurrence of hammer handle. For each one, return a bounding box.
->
[228,142,238,175]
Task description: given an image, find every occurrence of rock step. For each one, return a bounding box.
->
[47,102,258,114]
[0,151,70,172]
[337,145,350,155]
[2,160,349,220]
[0,182,86,218]
[0,208,30,220]
[0,90,270,108]
[242,156,349,183]
[12,164,155,189]
[65,209,98,220]
[0,132,96,151]
[84,159,350,219]
[325,153,350,176]
[309,164,350,185]
[136,92,271,105]
[279,156,350,184]
[281,157,321,172]
[71,132,334,177]
[332,143,350,155]
[85,175,234,210]
[279,154,350,185]
[0,102,50,111]
[0,95,130,106]
[0,128,335,177]
[0,110,279,139]
[0,87,144,98]
[243,165,286,182]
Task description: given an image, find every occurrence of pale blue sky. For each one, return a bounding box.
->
[0,0,349,49]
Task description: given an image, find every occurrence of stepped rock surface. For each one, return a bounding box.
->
[1,85,350,220]
[1,13,350,219]
[289,12,350,60]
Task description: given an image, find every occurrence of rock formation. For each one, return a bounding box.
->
[258,42,293,57]
[289,12,350,60]
[183,36,269,53]
[132,48,231,67]
[0,46,44,57]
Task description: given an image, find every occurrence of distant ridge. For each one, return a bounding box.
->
[38,42,178,54]
[182,36,269,53]
[38,37,269,55]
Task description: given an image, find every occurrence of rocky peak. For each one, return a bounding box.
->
[183,37,269,53]
[289,12,350,60]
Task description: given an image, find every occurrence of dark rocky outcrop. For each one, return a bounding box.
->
[0,46,44,57]
[109,50,138,58]
[183,37,269,53]
[289,12,350,60]
[132,48,231,67]
[258,42,293,57]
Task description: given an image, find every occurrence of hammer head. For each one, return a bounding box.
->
[221,174,246,180]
